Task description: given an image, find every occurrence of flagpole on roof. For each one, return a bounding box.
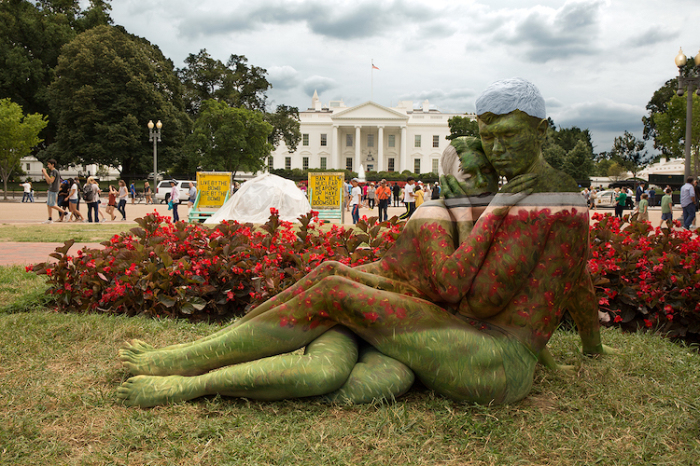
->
[371,59,374,102]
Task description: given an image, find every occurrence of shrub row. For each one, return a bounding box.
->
[29,209,403,322]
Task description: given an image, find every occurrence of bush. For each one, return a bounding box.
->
[589,212,700,341]
[29,210,403,322]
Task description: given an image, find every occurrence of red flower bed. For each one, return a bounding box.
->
[29,209,403,322]
[589,212,700,341]
[29,208,700,342]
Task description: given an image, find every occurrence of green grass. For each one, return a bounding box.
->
[0,223,132,243]
[2,266,700,464]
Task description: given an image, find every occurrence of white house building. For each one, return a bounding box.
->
[19,155,121,181]
[269,91,470,175]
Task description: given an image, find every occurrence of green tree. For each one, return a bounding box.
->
[610,131,650,180]
[0,0,112,149]
[185,100,273,179]
[542,143,566,171]
[607,162,627,181]
[178,49,271,115]
[652,93,700,175]
[561,140,594,182]
[446,115,479,140]
[0,99,47,199]
[47,25,190,179]
[264,104,301,153]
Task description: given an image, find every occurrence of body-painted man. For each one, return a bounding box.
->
[117,79,611,408]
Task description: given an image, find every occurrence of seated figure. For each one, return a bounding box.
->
[117,78,611,408]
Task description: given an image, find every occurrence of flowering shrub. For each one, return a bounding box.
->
[29,209,404,322]
[589,212,700,341]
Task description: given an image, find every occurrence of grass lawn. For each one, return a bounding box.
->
[2,267,700,465]
[0,224,132,243]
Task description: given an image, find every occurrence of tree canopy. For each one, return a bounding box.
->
[0,0,112,148]
[0,98,47,198]
[542,122,595,182]
[47,25,191,179]
[446,115,479,140]
[610,131,650,179]
[652,93,700,175]
[184,100,273,179]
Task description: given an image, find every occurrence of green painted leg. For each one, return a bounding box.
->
[324,345,415,405]
[117,326,358,407]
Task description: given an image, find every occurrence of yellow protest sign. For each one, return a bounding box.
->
[308,172,344,209]
[196,172,231,208]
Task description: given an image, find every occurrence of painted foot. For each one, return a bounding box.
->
[116,375,205,408]
[119,339,201,376]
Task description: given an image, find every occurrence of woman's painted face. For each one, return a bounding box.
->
[459,148,499,195]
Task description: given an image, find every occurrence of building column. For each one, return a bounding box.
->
[377,126,384,172]
[355,125,362,173]
[400,126,407,172]
[332,125,339,169]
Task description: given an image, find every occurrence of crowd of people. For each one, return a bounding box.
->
[344,178,442,224]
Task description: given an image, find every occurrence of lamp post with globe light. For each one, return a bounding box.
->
[674,48,700,179]
[148,120,162,188]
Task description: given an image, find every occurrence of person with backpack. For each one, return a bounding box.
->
[84,177,101,223]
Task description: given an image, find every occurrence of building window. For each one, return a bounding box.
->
[388,135,395,147]
[302,157,309,170]
[26,163,31,171]
[320,157,327,170]
[320,134,327,146]
[346,134,353,147]
[285,157,291,170]
[268,156,273,170]
[414,158,421,174]
[346,158,353,171]
[433,135,439,148]
[432,159,439,173]
[388,158,395,172]
[367,134,374,147]
[414,135,421,148]
[302,134,309,146]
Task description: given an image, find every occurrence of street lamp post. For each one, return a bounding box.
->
[147,120,162,189]
[674,48,700,179]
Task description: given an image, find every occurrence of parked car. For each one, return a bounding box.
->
[155,180,196,204]
[594,190,634,209]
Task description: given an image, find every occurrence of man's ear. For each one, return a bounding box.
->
[536,118,548,137]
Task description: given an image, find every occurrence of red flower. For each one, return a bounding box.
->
[614,315,623,323]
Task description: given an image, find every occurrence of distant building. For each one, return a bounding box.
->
[269,91,470,175]
[19,155,121,181]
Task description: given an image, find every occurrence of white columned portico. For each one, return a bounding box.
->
[332,125,339,169]
[377,126,384,172]
[355,125,362,172]
[400,126,407,172]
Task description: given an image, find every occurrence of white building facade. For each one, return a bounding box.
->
[269,92,470,175]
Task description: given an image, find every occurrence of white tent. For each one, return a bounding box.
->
[205,173,312,224]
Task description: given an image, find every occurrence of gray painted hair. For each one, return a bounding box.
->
[440,144,464,180]
[475,77,546,119]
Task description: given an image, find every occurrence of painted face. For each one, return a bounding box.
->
[459,149,498,195]
[478,111,546,180]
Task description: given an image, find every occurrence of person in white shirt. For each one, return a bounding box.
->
[21,180,32,202]
[347,178,363,224]
[170,180,181,222]
[399,177,417,220]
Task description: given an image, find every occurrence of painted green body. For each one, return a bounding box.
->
[117,109,608,408]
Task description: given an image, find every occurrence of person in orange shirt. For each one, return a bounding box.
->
[375,179,392,222]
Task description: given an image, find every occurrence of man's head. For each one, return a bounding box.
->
[351,177,359,187]
[475,78,548,180]
[406,176,415,185]
[47,159,57,169]
[687,177,695,184]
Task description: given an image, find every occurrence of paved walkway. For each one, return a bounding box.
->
[0,242,104,267]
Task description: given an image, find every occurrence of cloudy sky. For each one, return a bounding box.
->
[106,0,698,153]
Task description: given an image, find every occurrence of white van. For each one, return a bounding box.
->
[155,180,196,204]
